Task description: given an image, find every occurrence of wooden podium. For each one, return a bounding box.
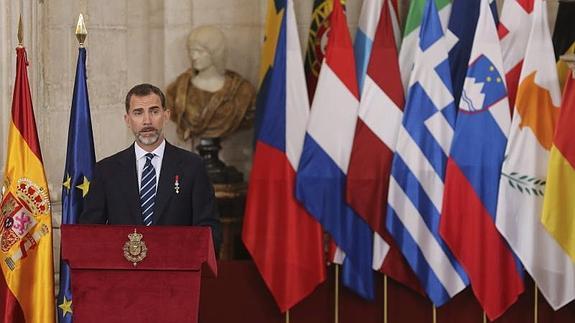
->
[61,225,217,323]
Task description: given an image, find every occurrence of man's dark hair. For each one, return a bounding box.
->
[125,83,166,112]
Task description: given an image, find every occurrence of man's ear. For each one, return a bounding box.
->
[124,114,130,128]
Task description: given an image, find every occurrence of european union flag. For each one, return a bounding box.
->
[57,47,95,323]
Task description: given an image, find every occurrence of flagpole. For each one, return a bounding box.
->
[383,275,388,323]
[432,305,437,323]
[7,10,56,322]
[17,15,23,47]
[534,284,538,323]
[76,13,87,47]
[57,13,89,323]
[285,309,290,323]
[483,312,487,323]
[335,264,339,323]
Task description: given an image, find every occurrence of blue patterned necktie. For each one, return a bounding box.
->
[140,153,156,226]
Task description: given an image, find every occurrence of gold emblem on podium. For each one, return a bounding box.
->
[123,229,147,266]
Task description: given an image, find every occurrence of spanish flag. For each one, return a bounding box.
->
[542,73,575,263]
[0,47,55,322]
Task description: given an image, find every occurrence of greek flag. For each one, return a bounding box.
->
[385,0,468,306]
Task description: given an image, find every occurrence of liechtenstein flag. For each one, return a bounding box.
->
[440,0,524,320]
[243,0,326,312]
[296,0,374,300]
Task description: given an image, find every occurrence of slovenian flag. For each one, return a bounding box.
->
[440,0,524,319]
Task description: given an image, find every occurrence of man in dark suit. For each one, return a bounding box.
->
[80,83,221,251]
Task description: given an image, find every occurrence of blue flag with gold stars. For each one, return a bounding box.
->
[57,47,95,323]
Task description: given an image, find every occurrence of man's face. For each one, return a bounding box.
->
[124,93,171,151]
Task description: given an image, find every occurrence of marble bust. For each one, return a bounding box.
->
[166,25,256,142]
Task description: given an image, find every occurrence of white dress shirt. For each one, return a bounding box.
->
[135,139,166,191]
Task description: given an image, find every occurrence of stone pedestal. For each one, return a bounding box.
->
[214,182,248,260]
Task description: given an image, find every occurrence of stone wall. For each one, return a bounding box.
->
[0,0,563,288]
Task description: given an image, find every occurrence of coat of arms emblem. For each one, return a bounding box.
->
[1,178,51,271]
[123,229,147,266]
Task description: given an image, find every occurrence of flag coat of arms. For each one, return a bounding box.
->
[496,0,575,310]
[385,0,468,306]
[296,0,374,300]
[243,0,326,312]
[304,0,345,102]
[0,47,55,323]
[440,0,524,319]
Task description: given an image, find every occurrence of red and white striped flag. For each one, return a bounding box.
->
[347,0,422,293]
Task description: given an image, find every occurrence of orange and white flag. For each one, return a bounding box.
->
[496,0,575,310]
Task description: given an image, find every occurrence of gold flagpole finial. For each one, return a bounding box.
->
[561,54,575,79]
[75,13,87,47]
[17,15,23,47]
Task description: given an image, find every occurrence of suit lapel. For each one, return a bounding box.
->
[153,142,178,224]
[117,145,143,224]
